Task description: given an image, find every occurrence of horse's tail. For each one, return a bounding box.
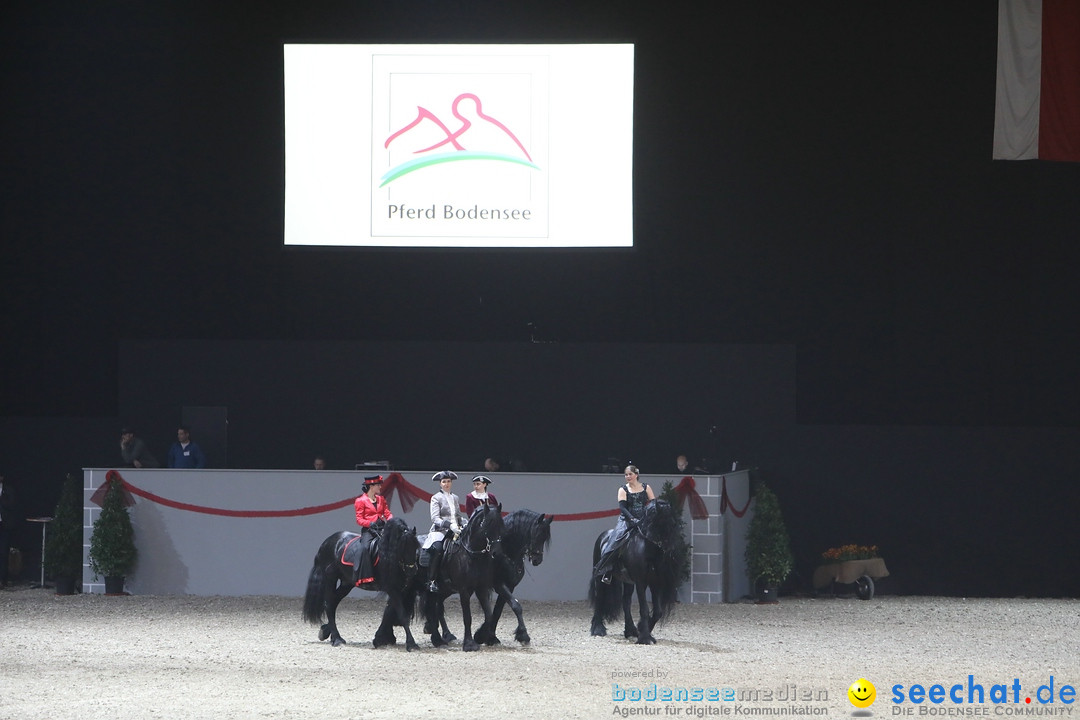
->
[302,559,326,625]
[302,536,334,625]
[587,531,622,622]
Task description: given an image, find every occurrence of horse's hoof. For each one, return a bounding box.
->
[463,639,479,652]
[406,640,420,652]
[372,634,396,648]
[441,631,457,643]
[431,634,446,648]
[590,624,607,637]
[515,630,530,645]
[484,635,501,646]
[636,635,656,645]
[330,636,347,647]
[318,625,330,641]
[422,621,435,634]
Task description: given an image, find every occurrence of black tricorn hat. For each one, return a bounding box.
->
[431,470,458,482]
[471,475,492,485]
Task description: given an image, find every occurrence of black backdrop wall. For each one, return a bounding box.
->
[2,1,1079,596]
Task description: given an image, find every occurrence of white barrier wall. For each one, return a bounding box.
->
[80,468,750,601]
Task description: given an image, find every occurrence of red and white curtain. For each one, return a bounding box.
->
[993,0,1080,161]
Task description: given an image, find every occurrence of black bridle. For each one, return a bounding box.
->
[457,508,502,557]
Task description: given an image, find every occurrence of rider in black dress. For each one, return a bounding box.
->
[593,465,655,584]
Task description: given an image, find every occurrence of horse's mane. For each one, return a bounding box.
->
[458,502,503,547]
[379,518,418,587]
[641,500,680,544]
[640,500,690,623]
[504,509,552,556]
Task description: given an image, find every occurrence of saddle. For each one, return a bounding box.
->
[340,533,380,586]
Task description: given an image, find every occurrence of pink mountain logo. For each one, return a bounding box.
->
[380,92,540,187]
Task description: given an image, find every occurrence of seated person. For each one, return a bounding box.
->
[465,475,498,515]
[353,475,392,585]
[422,470,463,591]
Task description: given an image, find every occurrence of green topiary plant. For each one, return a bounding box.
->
[43,473,84,584]
[744,480,794,590]
[88,478,136,580]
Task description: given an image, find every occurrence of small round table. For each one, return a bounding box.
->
[26,517,54,587]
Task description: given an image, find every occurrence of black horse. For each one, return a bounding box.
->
[418,502,504,651]
[588,499,688,644]
[474,509,553,646]
[302,518,421,650]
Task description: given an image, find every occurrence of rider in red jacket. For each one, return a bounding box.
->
[353,475,393,585]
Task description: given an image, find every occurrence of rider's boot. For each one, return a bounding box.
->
[427,549,442,592]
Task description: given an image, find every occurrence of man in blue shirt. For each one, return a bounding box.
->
[167,426,207,469]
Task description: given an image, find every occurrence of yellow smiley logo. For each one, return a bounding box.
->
[848,678,876,708]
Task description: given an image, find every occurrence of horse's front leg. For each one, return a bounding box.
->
[477,584,520,645]
[635,581,655,644]
[622,582,639,639]
[473,586,499,648]
[475,593,504,645]
[647,582,663,632]
[322,580,353,647]
[372,600,398,648]
[425,591,447,647]
[498,584,529,645]
[391,592,419,651]
[589,575,609,636]
[460,590,479,652]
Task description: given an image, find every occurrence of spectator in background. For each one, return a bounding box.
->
[676,454,690,474]
[483,457,500,472]
[167,426,207,469]
[313,456,326,470]
[120,427,159,468]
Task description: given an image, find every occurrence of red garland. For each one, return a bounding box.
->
[91,470,137,508]
[380,472,432,514]
[673,476,710,520]
[719,475,751,518]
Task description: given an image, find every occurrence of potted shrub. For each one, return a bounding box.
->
[89,477,137,594]
[43,473,84,595]
[744,481,794,603]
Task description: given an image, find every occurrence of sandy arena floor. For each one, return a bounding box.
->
[2,586,1079,720]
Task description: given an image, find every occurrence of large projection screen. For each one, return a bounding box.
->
[284,44,634,248]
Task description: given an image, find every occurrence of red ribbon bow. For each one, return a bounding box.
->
[673,476,709,520]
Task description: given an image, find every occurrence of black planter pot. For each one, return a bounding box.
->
[54,575,78,595]
[755,581,780,604]
[104,576,126,595]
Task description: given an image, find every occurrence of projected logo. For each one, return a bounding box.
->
[371,53,549,240]
[381,92,539,187]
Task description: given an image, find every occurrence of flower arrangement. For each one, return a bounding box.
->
[821,544,880,563]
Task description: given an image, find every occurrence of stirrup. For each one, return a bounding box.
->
[428,580,438,592]
[601,573,612,585]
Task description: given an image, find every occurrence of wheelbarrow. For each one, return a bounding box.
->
[812,558,889,600]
